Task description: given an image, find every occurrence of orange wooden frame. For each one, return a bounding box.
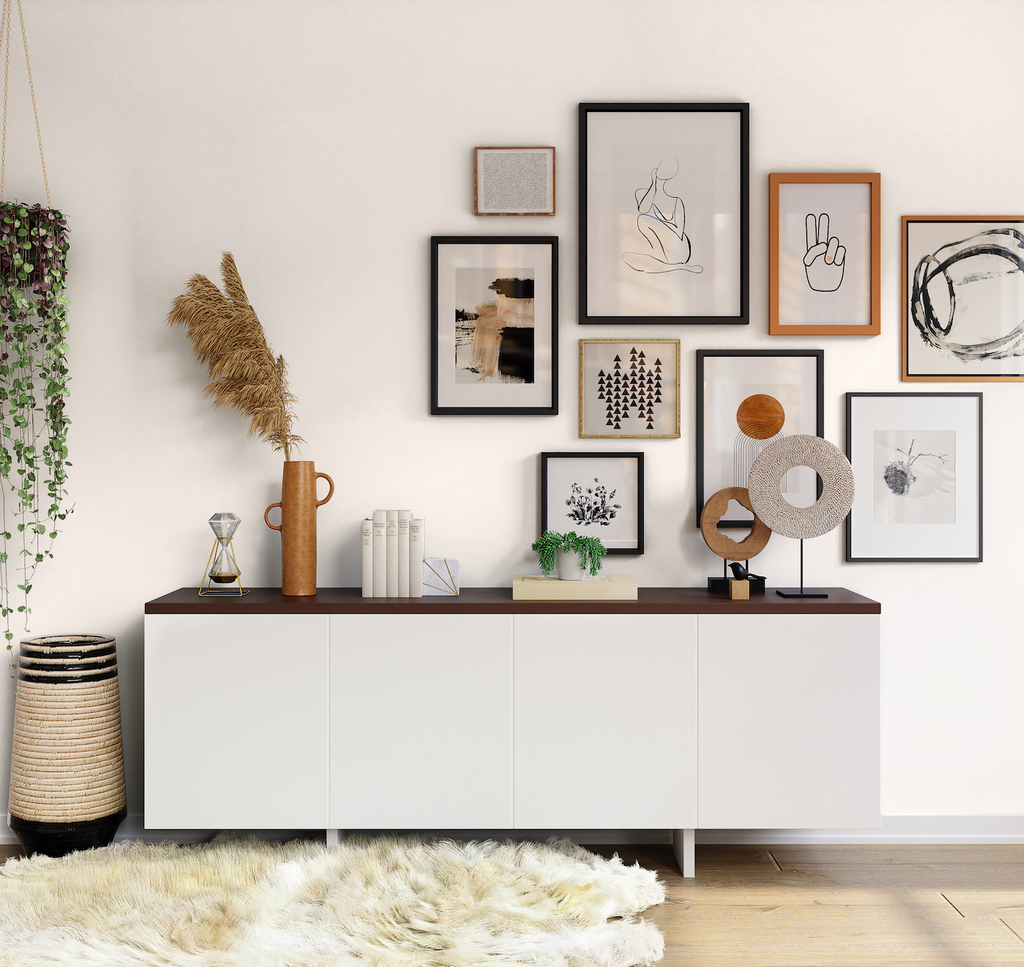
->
[769,172,881,336]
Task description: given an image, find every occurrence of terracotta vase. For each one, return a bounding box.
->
[264,460,334,596]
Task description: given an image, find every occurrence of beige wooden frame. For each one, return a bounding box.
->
[578,338,680,439]
[769,172,881,335]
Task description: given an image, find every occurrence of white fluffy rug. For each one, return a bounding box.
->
[0,834,665,966]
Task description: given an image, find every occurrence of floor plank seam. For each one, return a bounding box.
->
[1000,919,1024,945]
[940,893,965,917]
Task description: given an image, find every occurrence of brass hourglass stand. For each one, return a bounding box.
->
[199,512,249,597]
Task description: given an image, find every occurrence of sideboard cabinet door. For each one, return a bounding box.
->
[697,613,880,830]
[330,613,513,829]
[513,613,697,829]
[144,613,330,829]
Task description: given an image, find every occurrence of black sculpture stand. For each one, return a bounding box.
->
[776,538,828,598]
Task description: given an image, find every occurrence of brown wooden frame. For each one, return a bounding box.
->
[769,172,880,335]
[902,214,1024,381]
[474,147,555,216]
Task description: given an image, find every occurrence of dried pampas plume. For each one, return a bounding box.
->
[167,252,303,460]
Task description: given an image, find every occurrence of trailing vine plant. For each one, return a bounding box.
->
[0,201,72,655]
[531,530,607,578]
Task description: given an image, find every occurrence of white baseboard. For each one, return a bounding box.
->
[3,814,1022,847]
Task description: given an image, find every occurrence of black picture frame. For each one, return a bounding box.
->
[540,451,644,555]
[578,101,749,325]
[845,392,983,562]
[696,350,825,528]
[431,236,558,415]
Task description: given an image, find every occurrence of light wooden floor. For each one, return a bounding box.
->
[589,843,1024,967]
[3,842,1022,965]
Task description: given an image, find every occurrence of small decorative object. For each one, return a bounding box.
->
[845,392,982,562]
[431,236,558,415]
[728,578,750,601]
[579,339,680,438]
[474,146,555,215]
[168,254,336,597]
[199,512,248,596]
[422,557,459,596]
[696,349,824,528]
[902,216,1024,381]
[699,487,770,593]
[579,102,749,325]
[264,462,334,596]
[747,434,856,598]
[541,451,644,554]
[8,634,127,857]
[531,529,607,580]
[512,574,638,601]
[769,173,881,335]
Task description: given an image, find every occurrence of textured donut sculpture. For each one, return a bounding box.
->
[747,434,855,540]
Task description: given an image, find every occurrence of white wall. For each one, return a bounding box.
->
[0,0,1020,833]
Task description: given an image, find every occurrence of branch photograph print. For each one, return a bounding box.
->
[541,452,644,554]
[579,102,749,325]
[696,350,824,528]
[474,147,555,215]
[579,339,680,438]
[431,236,557,414]
[845,392,982,561]
[903,216,1024,381]
[769,173,880,335]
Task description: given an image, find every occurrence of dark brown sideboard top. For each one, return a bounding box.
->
[146,587,880,616]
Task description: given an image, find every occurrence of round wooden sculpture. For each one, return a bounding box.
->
[747,434,855,539]
[700,486,772,560]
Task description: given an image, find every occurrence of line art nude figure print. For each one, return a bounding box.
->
[622,159,704,275]
[804,213,845,292]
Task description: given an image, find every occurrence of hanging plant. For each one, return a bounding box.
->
[0,200,71,653]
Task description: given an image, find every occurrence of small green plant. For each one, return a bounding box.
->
[531,530,606,578]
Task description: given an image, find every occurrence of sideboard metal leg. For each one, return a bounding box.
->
[326,828,342,847]
[672,828,695,877]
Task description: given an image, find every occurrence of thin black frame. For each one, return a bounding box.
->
[695,349,825,528]
[845,392,983,562]
[540,451,645,555]
[430,235,558,415]
[578,101,749,326]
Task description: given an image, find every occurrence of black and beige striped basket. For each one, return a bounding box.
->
[8,635,127,856]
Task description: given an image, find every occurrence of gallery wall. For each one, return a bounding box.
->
[0,0,1020,839]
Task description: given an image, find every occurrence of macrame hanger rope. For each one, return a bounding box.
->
[0,0,50,207]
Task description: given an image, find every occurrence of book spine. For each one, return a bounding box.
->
[372,510,387,598]
[361,518,373,597]
[398,509,412,598]
[409,518,424,598]
[386,510,399,597]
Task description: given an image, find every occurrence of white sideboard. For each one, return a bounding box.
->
[144,587,880,876]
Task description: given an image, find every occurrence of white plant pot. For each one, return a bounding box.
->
[555,549,588,581]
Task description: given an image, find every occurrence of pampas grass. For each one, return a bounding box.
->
[0,834,665,967]
[168,253,303,459]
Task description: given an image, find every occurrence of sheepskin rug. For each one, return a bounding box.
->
[0,833,665,966]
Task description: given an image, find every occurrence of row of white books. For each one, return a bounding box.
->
[361,511,424,598]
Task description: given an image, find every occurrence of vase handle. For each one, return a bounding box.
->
[315,472,335,507]
[264,502,283,531]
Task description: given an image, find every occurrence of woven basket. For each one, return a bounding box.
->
[8,635,127,856]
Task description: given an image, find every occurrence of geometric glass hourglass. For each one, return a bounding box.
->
[198,512,249,596]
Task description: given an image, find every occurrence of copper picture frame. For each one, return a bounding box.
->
[769,172,880,336]
[474,147,555,216]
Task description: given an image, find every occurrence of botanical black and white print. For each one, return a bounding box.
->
[565,477,620,527]
[873,429,955,524]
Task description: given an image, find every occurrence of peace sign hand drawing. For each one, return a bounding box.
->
[803,212,845,292]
